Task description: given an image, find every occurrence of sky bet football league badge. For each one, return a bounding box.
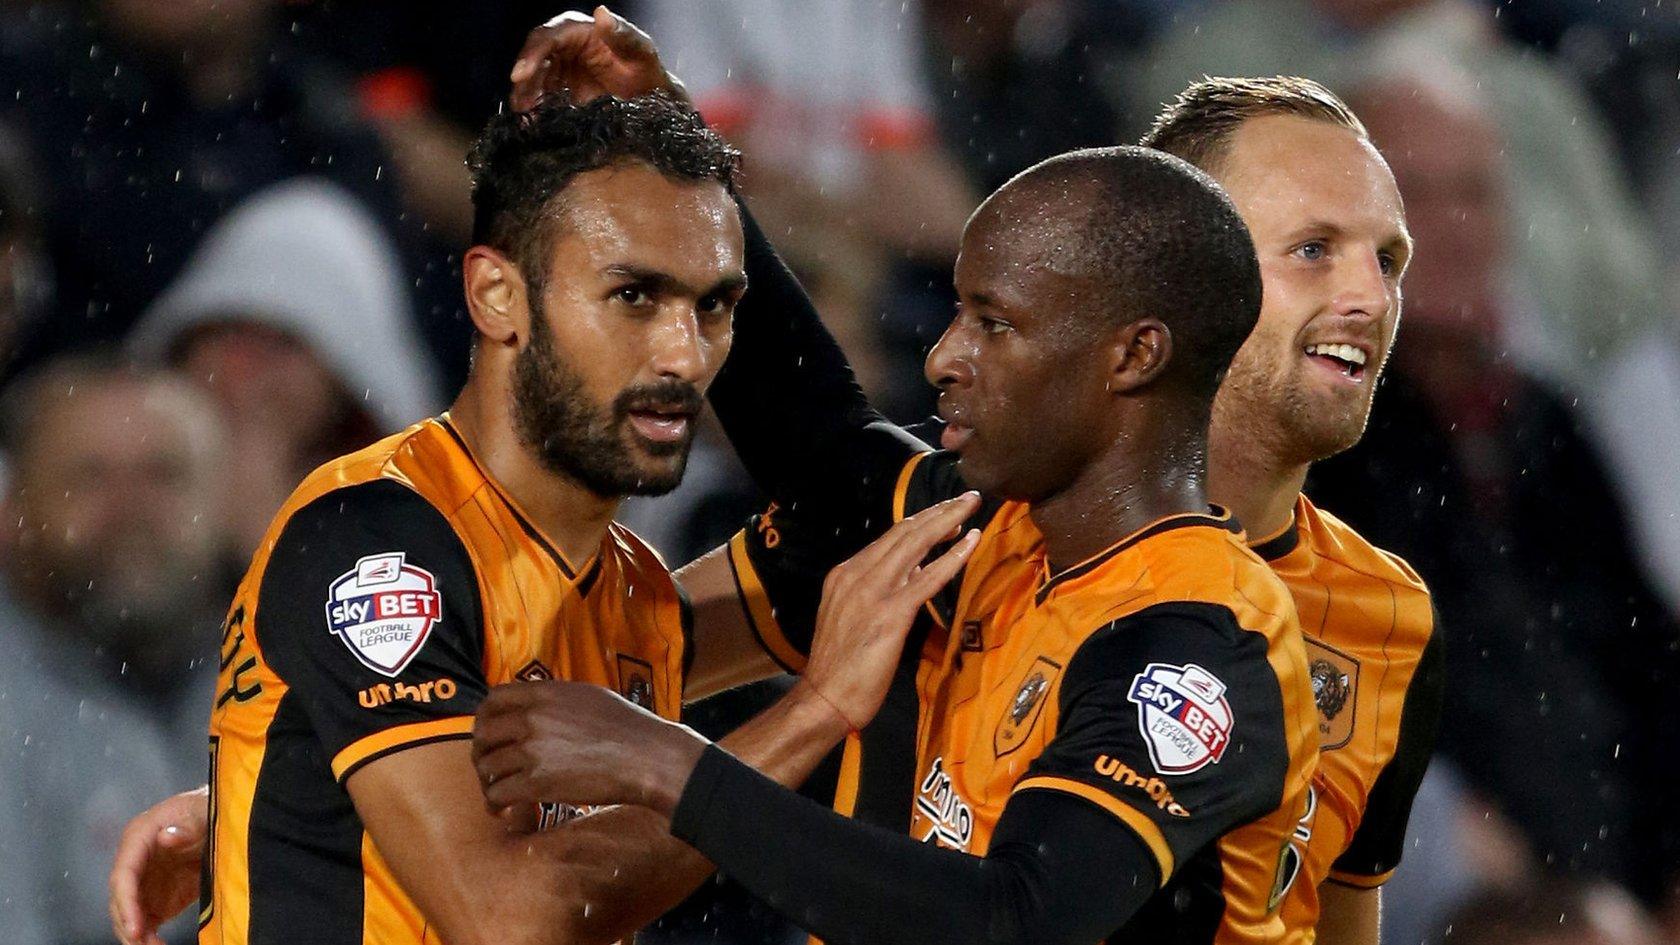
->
[1127,662,1234,774]
[326,552,444,677]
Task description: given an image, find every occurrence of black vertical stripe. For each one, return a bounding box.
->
[248,693,365,945]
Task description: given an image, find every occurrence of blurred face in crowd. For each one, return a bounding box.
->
[175,321,370,558]
[1353,83,1505,342]
[6,369,226,659]
[500,162,745,498]
[1208,113,1411,466]
[176,322,346,455]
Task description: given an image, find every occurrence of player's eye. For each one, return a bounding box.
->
[1294,240,1328,262]
[1378,251,1400,277]
[697,294,733,319]
[612,286,653,308]
[979,316,1012,336]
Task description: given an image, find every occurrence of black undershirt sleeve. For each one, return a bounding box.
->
[671,745,1158,945]
[708,200,927,531]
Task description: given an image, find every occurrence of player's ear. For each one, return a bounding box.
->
[463,246,531,347]
[1107,317,1172,393]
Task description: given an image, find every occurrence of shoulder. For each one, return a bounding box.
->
[1297,497,1435,641]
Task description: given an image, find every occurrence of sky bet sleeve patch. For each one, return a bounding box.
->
[325,552,445,678]
[257,480,489,780]
[1012,602,1290,885]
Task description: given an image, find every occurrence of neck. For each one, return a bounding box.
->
[1207,439,1307,543]
[448,373,620,568]
[1028,418,1209,573]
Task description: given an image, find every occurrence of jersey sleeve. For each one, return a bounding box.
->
[1328,615,1445,886]
[254,479,489,783]
[1011,602,1292,884]
[727,450,1002,667]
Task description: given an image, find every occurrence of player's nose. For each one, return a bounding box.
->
[647,306,709,382]
[1330,249,1392,321]
[924,321,976,390]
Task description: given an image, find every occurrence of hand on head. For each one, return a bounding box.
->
[510,6,684,112]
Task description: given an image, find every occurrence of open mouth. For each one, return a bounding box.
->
[941,422,974,451]
[1303,342,1369,382]
[626,407,694,444]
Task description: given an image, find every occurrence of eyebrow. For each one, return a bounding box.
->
[602,265,748,297]
[1288,220,1414,255]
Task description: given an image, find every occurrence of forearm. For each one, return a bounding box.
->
[1315,883,1380,945]
[490,682,851,944]
[709,200,922,518]
[667,746,1156,945]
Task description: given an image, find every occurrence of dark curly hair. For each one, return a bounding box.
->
[467,93,740,290]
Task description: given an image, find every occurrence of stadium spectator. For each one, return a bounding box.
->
[920,0,1132,195]
[129,178,444,559]
[1125,0,1680,621]
[0,354,229,945]
[0,0,407,374]
[1308,73,1680,903]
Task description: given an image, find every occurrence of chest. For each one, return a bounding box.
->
[907,573,1081,854]
[472,541,686,722]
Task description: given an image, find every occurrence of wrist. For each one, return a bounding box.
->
[789,677,859,741]
[636,722,709,817]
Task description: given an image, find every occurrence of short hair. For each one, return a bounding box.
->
[467,93,740,290]
[1140,76,1367,173]
[990,146,1262,407]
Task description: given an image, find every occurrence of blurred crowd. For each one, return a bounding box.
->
[0,1,1677,943]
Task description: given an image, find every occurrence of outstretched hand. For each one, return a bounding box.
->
[802,491,983,730]
[509,5,684,111]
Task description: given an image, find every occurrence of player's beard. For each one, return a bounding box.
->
[511,307,700,498]
[1215,342,1374,468]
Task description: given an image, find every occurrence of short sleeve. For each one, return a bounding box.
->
[1012,602,1291,884]
[255,480,489,783]
[1329,619,1445,886]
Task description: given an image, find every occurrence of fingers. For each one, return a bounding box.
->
[509,15,594,110]
[868,491,982,581]
[905,528,981,601]
[593,5,657,58]
[109,819,158,943]
[483,770,541,811]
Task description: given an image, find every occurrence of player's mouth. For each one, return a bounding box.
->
[1302,342,1370,384]
[937,401,975,451]
[626,406,694,444]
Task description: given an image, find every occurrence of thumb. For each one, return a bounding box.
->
[157,825,195,849]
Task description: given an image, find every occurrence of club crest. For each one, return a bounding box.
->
[1304,639,1359,749]
[324,552,443,677]
[995,655,1061,756]
[617,654,656,710]
[1126,662,1233,774]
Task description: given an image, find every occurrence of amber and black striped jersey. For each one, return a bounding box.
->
[1249,495,1442,937]
[201,416,689,945]
[724,450,1319,944]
